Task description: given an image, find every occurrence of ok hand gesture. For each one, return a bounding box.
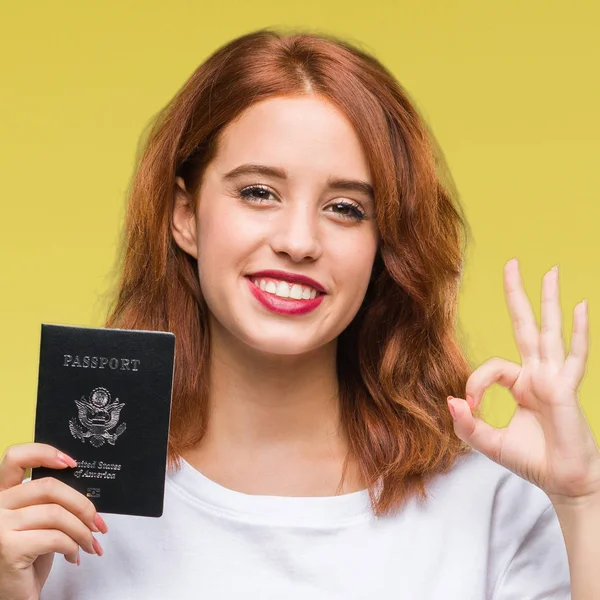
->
[447,259,600,506]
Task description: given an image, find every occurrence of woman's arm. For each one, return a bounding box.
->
[553,493,600,599]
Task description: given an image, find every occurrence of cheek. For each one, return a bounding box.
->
[195,208,231,294]
[327,231,378,299]
[195,204,263,285]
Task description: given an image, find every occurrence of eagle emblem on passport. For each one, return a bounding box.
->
[68,386,127,447]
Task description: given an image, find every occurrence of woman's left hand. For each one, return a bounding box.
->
[448,258,600,506]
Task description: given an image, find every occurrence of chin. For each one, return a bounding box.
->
[207,302,341,358]
[234,324,333,358]
[245,334,328,357]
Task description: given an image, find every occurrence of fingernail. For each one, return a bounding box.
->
[76,550,81,566]
[94,513,108,534]
[92,537,104,557]
[56,451,77,468]
[447,397,457,420]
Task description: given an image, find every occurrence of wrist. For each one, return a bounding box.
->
[550,491,600,522]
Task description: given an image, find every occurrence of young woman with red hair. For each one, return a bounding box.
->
[1,28,598,599]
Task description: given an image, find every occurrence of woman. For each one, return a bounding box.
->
[0,28,598,599]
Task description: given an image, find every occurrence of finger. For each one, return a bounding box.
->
[562,300,590,391]
[464,357,521,410]
[0,477,106,535]
[448,397,505,463]
[9,503,99,556]
[4,529,81,566]
[503,258,540,363]
[540,265,566,365]
[0,443,77,491]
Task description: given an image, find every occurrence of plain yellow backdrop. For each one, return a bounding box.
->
[1,1,598,459]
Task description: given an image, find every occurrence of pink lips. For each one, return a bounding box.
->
[245,271,326,316]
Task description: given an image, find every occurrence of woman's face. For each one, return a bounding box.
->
[172,94,379,356]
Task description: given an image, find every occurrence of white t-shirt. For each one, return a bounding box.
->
[40,449,570,599]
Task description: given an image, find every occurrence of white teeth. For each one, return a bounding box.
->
[250,277,320,301]
[289,284,303,299]
[275,281,290,298]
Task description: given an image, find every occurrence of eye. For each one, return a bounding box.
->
[326,200,366,222]
[238,184,276,204]
[237,185,367,222]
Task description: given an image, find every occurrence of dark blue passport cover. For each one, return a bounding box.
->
[31,323,175,517]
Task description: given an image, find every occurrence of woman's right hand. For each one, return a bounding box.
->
[0,443,108,600]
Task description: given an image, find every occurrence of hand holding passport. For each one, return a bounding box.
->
[31,324,176,517]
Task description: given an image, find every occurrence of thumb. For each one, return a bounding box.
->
[447,396,504,463]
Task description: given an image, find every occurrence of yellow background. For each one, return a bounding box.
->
[1,1,598,457]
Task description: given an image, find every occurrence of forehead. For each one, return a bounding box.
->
[212,95,372,183]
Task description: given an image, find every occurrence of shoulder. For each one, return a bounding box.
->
[429,451,569,598]
[426,450,558,562]
[429,449,552,515]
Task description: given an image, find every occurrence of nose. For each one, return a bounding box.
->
[269,203,323,263]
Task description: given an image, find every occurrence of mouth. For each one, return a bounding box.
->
[246,270,326,296]
[248,277,322,300]
[244,271,326,315]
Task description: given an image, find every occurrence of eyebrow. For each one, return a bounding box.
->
[222,163,374,201]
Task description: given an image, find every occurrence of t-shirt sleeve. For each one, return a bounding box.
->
[492,502,571,599]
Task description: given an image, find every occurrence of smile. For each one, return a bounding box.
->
[245,276,325,316]
[250,277,319,300]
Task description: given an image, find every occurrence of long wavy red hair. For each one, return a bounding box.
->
[104,27,478,517]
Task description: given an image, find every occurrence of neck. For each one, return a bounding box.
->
[182,317,364,496]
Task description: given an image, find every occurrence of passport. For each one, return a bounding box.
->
[31,323,176,517]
